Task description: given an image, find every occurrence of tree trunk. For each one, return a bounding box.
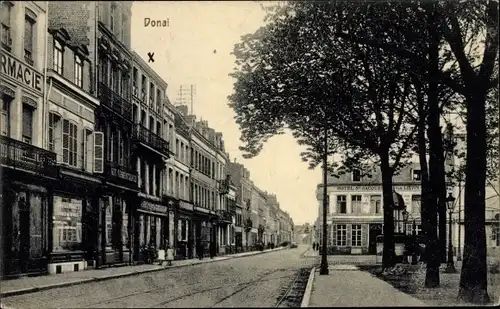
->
[426,4,447,266]
[458,93,490,303]
[415,81,440,287]
[380,149,396,269]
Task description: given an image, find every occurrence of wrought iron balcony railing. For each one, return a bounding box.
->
[216,209,233,223]
[104,160,138,185]
[0,136,57,177]
[98,82,133,121]
[132,125,169,155]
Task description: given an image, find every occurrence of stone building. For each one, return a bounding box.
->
[316,164,423,255]
[1,0,52,278]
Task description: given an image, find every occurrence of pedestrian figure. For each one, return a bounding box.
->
[166,245,174,266]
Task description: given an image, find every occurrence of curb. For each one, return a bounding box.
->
[300,267,316,308]
[1,248,289,298]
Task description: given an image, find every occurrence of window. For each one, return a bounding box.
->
[1,98,10,136]
[412,169,421,181]
[133,68,138,97]
[141,75,147,102]
[74,56,83,87]
[1,2,12,49]
[24,16,35,65]
[370,195,381,214]
[337,195,347,214]
[351,224,362,247]
[352,169,361,182]
[351,195,362,214]
[52,197,83,252]
[62,120,78,167]
[416,224,422,235]
[99,57,107,84]
[111,64,119,93]
[22,105,33,144]
[110,4,115,32]
[492,223,500,247]
[411,195,421,214]
[149,82,154,106]
[53,40,64,74]
[336,224,347,246]
[48,112,61,152]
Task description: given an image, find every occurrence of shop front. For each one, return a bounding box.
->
[135,198,169,263]
[49,169,102,274]
[192,207,217,258]
[175,200,195,260]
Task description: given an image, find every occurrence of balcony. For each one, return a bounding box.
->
[104,160,138,187]
[132,125,169,156]
[216,209,233,223]
[0,136,57,178]
[98,82,133,121]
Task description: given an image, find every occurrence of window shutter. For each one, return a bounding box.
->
[86,130,94,172]
[62,119,70,163]
[361,224,368,248]
[93,131,104,173]
[332,224,337,246]
[347,224,352,247]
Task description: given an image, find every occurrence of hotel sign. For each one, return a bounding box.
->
[140,201,168,215]
[334,185,421,192]
[1,53,43,93]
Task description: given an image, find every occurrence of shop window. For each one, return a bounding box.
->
[336,224,347,246]
[412,169,422,181]
[52,197,83,252]
[22,105,33,144]
[122,202,129,249]
[105,198,113,249]
[337,195,347,214]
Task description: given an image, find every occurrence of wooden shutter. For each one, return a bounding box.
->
[361,224,368,248]
[62,119,70,163]
[85,130,93,172]
[332,224,337,246]
[347,224,352,247]
[93,132,104,173]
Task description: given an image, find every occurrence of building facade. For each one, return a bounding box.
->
[130,50,170,262]
[316,164,422,255]
[228,161,254,248]
[1,0,53,278]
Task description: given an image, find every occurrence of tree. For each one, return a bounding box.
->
[326,1,498,301]
[229,1,419,268]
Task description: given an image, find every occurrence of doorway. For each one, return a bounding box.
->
[369,224,383,254]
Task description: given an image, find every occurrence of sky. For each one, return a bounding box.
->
[130,1,321,226]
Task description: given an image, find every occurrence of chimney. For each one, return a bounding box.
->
[177,105,189,116]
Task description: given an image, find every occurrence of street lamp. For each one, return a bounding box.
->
[445,192,457,273]
[319,119,329,276]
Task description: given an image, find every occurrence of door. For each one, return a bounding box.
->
[369,224,383,254]
[18,196,31,273]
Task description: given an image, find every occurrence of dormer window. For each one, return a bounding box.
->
[352,169,361,182]
[74,56,83,87]
[412,169,421,181]
[53,40,64,74]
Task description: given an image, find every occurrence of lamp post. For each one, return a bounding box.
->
[411,219,418,265]
[319,120,329,276]
[402,210,409,264]
[445,192,457,273]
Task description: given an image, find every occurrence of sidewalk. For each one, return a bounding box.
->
[1,247,286,298]
[308,266,428,307]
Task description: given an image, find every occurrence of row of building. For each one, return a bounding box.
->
[0,1,294,279]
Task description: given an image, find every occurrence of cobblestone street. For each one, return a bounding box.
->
[1,246,314,308]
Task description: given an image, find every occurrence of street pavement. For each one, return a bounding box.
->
[1,245,313,308]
